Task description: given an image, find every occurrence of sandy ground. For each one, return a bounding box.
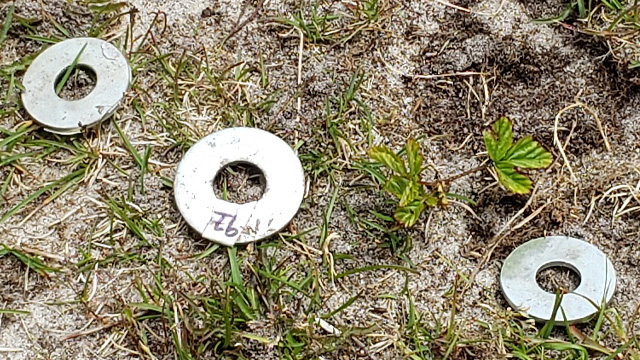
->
[1,0,640,359]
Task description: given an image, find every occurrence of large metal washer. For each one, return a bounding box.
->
[21,37,131,134]
[174,127,305,246]
[500,236,616,324]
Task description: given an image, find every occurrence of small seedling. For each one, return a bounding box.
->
[271,6,339,44]
[368,138,440,227]
[483,117,553,194]
[534,0,640,68]
[367,117,553,227]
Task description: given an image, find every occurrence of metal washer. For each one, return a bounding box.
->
[500,236,616,324]
[174,127,305,246]
[21,37,131,134]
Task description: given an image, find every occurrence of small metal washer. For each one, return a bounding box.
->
[500,236,616,324]
[22,37,131,134]
[174,127,305,246]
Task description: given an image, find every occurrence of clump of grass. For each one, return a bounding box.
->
[0,244,60,276]
[536,0,640,68]
[0,124,98,223]
[270,0,388,47]
[482,291,640,359]
[272,6,340,44]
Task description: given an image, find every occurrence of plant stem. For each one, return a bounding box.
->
[419,163,488,187]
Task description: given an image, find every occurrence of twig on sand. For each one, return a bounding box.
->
[221,0,266,45]
[462,184,550,295]
[419,162,488,187]
[64,321,124,340]
[553,96,612,182]
[434,0,471,13]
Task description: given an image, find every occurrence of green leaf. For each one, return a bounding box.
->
[424,195,438,207]
[369,146,407,176]
[398,180,416,207]
[384,175,409,199]
[484,117,553,194]
[493,162,532,194]
[394,200,425,227]
[503,136,553,169]
[406,139,423,176]
[483,117,512,162]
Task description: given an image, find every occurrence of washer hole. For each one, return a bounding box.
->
[536,264,581,294]
[54,65,97,101]
[213,162,266,204]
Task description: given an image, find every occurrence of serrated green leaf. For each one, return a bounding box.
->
[482,130,497,160]
[384,175,409,199]
[399,180,417,207]
[369,146,407,176]
[424,195,438,207]
[493,162,532,194]
[394,200,425,227]
[406,139,423,176]
[483,117,513,162]
[503,136,553,169]
[484,117,553,194]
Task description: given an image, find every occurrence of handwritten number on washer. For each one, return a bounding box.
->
[213,211,239,237]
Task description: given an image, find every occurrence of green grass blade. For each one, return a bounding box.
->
[22,35,59,44]
[140,146,151,194]
[112,120,143,168]
[321,292,361,319]
[336,264,419,279]
[0,245,61,275]
[604,340,634,360]
[533,4,574,24]
[0,124,35,150]
[55,43,88,95]
[1,167,15,200]
[49,16,70,38]
[538,291,563,339]
[0,167,85,223]
[256,269,310,297]
[0,5,14,47]
[0,309,30,315]
[561,307,575,343]
[227,247,243,286]
[191,244,220,260]
[577,0,586,18]
[320,187,339,248]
